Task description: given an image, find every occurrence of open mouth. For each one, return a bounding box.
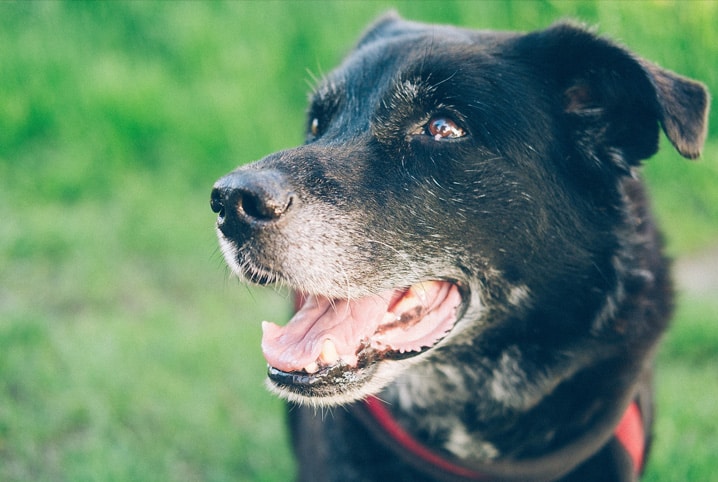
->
[261,280,463,399]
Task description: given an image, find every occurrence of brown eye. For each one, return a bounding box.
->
[427,117,465,140]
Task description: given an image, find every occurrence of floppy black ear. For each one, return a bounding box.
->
[639,59,710,159]
[520,22,709,170]
[354,11,429,50]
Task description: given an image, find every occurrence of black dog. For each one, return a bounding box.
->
[210,14,709,481]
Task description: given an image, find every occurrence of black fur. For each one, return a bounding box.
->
[211,14,709,481]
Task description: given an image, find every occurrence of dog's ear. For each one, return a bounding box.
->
[639,59,710,159]
[521,22,709,170]
[355,11,419,50]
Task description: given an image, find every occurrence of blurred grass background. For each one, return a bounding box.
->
[0,1,716,480]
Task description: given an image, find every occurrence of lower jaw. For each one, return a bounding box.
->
[266,361,379,405]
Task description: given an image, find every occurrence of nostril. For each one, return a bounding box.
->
[210,188,226,217]
[238,188,294,221]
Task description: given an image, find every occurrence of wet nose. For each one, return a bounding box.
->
[211,169,295,224]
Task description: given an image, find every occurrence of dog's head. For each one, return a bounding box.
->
[211,14,708,406]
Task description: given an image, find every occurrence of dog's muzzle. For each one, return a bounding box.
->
[210,167,467,404]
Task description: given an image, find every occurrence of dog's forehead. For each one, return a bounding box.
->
[336,27,506,89]
[310,25,516,129]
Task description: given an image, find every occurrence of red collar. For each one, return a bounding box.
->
[362,395,645,480]
[614,399,646,474]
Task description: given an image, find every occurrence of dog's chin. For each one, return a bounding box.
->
[260,280,467,407]
[264,360,396,407]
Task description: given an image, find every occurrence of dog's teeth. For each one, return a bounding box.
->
[408,281,438,304]
[304,362,319,374]
[390,281,438,315]
[319,339,340,365]
[382,312,400,324]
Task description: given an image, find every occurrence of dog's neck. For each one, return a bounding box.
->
[378,305,652,461]
[353,394,645,481]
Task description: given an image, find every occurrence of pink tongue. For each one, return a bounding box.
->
[261,282,461,373]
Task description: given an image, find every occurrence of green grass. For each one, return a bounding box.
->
[1,1,716,480]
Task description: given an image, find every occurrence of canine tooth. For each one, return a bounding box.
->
[319,339,339,365]
[304,362,319,374]
[409,281,438,304]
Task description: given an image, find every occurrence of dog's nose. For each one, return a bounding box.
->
[211,169,295,223]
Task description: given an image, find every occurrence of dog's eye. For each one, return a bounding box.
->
[426,117,465,140]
